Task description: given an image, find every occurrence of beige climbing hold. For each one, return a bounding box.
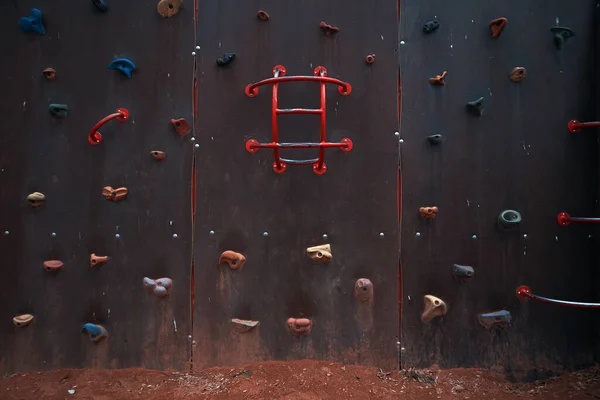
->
[43,260,64,272]
[27,192,45,207]
[157,0,182,18]
[306,244,332,263]
[103,186,128,202]
[90,253,108,268]
[421,295,447,322]
[219,251,246,270]
[13,314,34,327]
[509,67,527,82]
[151,150,166,160]
[230,318,260,333]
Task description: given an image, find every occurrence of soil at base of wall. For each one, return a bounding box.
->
[1,360,600,400]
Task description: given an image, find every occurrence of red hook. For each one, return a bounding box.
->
[517,285,600,308]
[568,120,600,134]
[88,108,129,145]
[557,212,600,226]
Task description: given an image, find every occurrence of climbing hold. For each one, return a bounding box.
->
[43,260,64,272]
[13,314,34,327]
[143,277,172,297]
[354,278,374,302]
[171,118,191,136]
[427,134,443,145]
[92,0,108,12]
[257,10,269,21]
[453,264,474,279]
[365,54,376,64]
[81,323,108,343]
[90,253,108,268]
[466,97,485,116]
[151,150,166,160]
[19,9,45,35]
[478,310,511,329]
[26,192,45,208]
[489,17,507,38]
[286,318,313,335]
[107,58,136,79]
[423,20,440,34]
[509,67,526,82]
[102,186,128,202]
[306,244,332,263]
[219,251,246,270]
[421,295,447,323]
[429,71,447,85]
[42,68,56,80]
[157,0,182,18]
[319,21,339,36]
[216,53,236,67]
[230,318,260,333]
[498,210,521,230]
[419,206,438,219]
[49,104,68,118]
[551,27,574,49]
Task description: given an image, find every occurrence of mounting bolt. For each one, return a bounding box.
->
[399,139,404,143]
[263,231,269,237]
[191,137,196,141]
[4,231,8,235]
[172,234,178,239]
[322,234,328,240]
[115,234,120,239]
[209,230,215,235]
[523,234,528,239]
[394,131,399,137]
[188,335,192,340]
[191,51,196,56]
[472,234,477,239]
[51,232,57,237]
[416,232,421,237]
[195,45,201,50]
[194,144,199,148]
[379,232,385,237]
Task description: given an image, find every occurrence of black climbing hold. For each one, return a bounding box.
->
[466,97,485,116]
[427,134,443,145]
[498,210,521,230]
[19,8,45,35]
[550,27,574,49]
[423,20,439,34]
[92,0,108,12]
[453,264,474,280]
[49,104,68,118]
[216,53,236,67]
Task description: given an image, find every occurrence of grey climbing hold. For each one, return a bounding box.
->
[498,210,521,230]
[550,27,574,49]
[453,264,474,279]
[427,134,443,145]
[466,97,484,116]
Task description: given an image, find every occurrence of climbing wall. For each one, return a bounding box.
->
[193,1,399,369]
[0,1,193,372]
[399,0,599,380]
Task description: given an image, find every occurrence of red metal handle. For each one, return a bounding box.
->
[88,108,129,145]
[516,285,600,308]
[568,120,600,134]
[557,212,600,226]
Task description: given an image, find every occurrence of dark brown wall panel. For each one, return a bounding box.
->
[193,1,399,369]
[0,2,193,372]
[399,0,598,380]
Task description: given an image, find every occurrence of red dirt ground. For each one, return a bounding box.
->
[2,360,600,399]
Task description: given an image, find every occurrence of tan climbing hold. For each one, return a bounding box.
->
[27,192,45,208]
[42,68,56,80]
[419,206,438,219]
[354,278,374,302]
[230,318,260,333]
[157,0,182,18]
[13,314,34,327]
[43,260,64,272]
[286,318,313,335]
[219,251,246,270]
[421,295,447,322]
[151,150,166,160]
[90,253,108,268]
[102,186,128,202]
[306,244,332,263]
[510,67,526,82]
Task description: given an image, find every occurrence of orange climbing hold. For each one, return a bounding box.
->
[42,68,56,80]
[428,71,447,85]
[419,206,438,219]
[257,10,269,21]
[157,0,182,18]
[489,17,507,38]
[219,251,246,270]
[43,260,64,272]
[90,253,108,268]
[102,186,128,202]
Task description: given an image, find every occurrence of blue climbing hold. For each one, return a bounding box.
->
[19,8,46,35]
[81,323,108,343]
[108,58,136,79]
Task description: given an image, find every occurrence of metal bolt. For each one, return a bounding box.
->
[416,232,421,237]
[263,231,269,237]
[192,340,196,345]
[194,144,199,148]
[209,230,215,235]
[51,232,57,237]
[394,131,399,137]
[379,232,385,237]
[399,139,404,143]
[191,51,196,56]
[472,234,477,239]
[173,234,178,238]
[191,137,196,141]
[188,335,192,340]
[195,45,201,50]
[115,234,120,239]
[400,40,406,45]
[3,231,8,235]
[322,234,328,240]
[523,234,528,239]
